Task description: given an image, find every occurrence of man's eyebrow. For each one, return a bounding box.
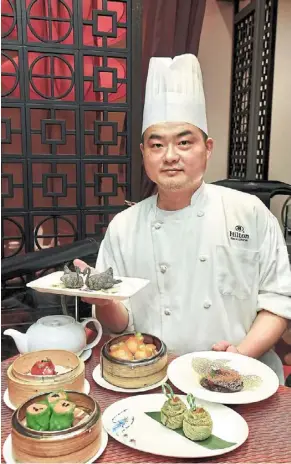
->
[176,130,193,138]
[148,133,163,141]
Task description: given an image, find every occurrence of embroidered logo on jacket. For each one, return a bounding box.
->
[229,225,249,242]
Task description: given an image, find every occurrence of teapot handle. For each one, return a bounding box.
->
[81,318,103,350]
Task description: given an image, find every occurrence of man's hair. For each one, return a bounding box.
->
[201,130,208,143]
[141,129,208,145]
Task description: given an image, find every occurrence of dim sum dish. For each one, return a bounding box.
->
[102,392,249,458]
[11,390,102,463]
[60,264,122,291]
[167,351,277,404]
[182,393,213,441]
[27,269,150,301]
[160,383,187,429]
[160,385,213,440]
[101,332,168,388]
[7,350,85,407]
[200,367,244,393]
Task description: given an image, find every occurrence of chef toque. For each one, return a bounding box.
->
[142,54,208,135]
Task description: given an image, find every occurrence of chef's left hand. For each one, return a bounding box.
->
[212,340,239,353]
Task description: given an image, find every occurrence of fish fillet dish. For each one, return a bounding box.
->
[200,367,244,393]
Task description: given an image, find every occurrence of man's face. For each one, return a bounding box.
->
[140,122,213,191]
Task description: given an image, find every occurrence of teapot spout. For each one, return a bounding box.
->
[3,329,28,354]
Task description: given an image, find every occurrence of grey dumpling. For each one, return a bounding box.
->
[61,264,84,288]
[83,267,122,291]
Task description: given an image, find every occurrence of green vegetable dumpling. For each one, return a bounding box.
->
[26,402,51,431]
[183,394,213,441]
[49,400,75,431]
[160,383,187,430]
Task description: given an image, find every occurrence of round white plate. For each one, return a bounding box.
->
[2,428,108,464]
[79,349,92,362]
[92,364,168,393]
[168,351,279,404]
[3,379,91,411]
[102,393,248,459]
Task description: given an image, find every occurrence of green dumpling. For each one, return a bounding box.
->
[49,400,75,431]
[26,402,51,431]
[183,394,213,441]
[46,391,68,410]
[160,383,187,430]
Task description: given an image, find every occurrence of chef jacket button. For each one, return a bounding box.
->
[160,264,167,273]
[203,301,212,309]
[154,222,161,230]
[197,211,204,217]
[164,309,171,316]
[199,255,207,262]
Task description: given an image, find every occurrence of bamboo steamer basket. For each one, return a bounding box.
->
[101,332,168,388]
[11,390,102,463]
[7,350,85,407]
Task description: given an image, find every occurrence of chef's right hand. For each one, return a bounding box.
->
[73,259,112,306]
[212,340,239,354]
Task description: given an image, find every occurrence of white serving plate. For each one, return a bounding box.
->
[92,364,168,393]
[102,393,249,459]
[27,271,150,301]
[168,351,279,404]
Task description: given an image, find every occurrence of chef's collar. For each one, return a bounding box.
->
[153,181,205,219]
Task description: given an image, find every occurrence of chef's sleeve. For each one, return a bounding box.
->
[95,228,134,333]
[257,210,291,318]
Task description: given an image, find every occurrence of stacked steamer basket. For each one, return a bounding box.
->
[7,350,85,408]
[101,332,168,388]
[11,391,102,463]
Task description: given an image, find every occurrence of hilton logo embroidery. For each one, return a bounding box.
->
[229,225,249,242]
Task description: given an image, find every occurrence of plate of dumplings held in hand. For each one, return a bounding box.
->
[27,264,150,301]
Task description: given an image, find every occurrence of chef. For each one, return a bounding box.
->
[75,54,291,384]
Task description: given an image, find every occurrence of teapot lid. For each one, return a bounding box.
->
[37,315,75,328]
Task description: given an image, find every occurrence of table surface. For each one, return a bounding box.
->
[2,337,291,464]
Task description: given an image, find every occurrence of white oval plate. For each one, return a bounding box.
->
[92,364,168,393]
[168,351,279,404]
[3,379,90,411]
[2,428,108,464]
[102,393,249,459]
[27,271,150,301]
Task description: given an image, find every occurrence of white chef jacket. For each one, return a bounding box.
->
[96,183,291,383]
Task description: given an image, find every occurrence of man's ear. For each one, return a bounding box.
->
[140,143,144,156]
[205,138,213,160]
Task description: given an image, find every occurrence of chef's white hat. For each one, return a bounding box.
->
[142,54,208,135]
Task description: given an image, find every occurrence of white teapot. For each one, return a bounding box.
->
[4,315,102,355]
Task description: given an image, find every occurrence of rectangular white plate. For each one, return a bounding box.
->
[27,271,150,301]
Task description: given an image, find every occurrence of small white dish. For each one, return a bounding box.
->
[168,351,279,405]
[102,393,249,459]
[3,379,90,411]
[27,271,150,301]
[2,428,108,464]
[92,364,168,393]
[79,349,92,362]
